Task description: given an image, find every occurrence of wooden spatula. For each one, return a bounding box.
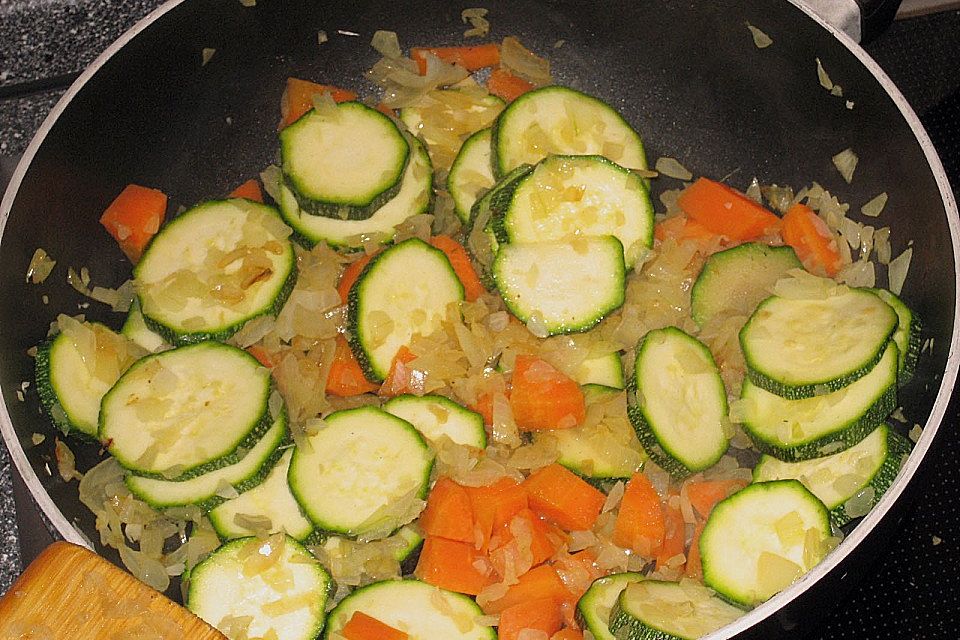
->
[0,541,226,639]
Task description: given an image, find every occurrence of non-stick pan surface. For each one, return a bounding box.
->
[1,1,957,637]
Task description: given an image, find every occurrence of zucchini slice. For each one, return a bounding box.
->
[492,85,647,177]
[739,285,898,399]
[135,199,297,344]
[401,89,503,171]
[628,327,729,477]
[347,238,464,382]
[490,154,655,268]
[608,580,745,640]
[288,406,433,538]
[187,534,331,640]
[121,299,170,353]
[574,352,625,390]
[737,342,898,462]
[36,319,145,439]
[690,243,801,327]
[382,394,487,449]
[281,101,409,218]
[323,579,495,640]
[699,480,831,607]
[752,423,911,526]
[126,411,287,511]
[576,572,645,640]
[278,135,433,249]
[493,236,626,336]
[100,342,274,480]
[874,288,922,384]
[209,447,314,541]
[536,409,646,480]
[447,127,496,223]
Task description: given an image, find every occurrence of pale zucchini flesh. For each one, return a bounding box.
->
[609,580,745,640]
[575,352,625,389]
[536,405,646,480]
[126,411,287,511]
[493,235,626,336]
[281,102,409,217]
[187,534,331,640]
[323,579,495,640]
[135,199,297,344]
[691,243,801,327]
[493,85,647,177]
[447,127,496,223]
[121,299,170,353]
[36,322,144,439]
[288,406,433,538]
[739,286,898,398]
[629,327,729,477]
[738,342,899,462]
[278,136,433,249]
[209,446,314,541]
[874,288,922,384]
[699,480,831,607]
[493,155,654,269]
[575,572,645,640]
[382,394,486,449]
[347,238,464,382]
[753,423,912,526]
[100,342,273,479]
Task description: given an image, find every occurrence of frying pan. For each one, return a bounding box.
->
[0,0,957,637]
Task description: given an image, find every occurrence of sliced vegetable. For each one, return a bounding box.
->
[487,68,535,102]
[510,355,586,431]
[280,77,358,128]
[497,597,563,640]
[677,177,781,241]
[481,564,570,614]
[429,235,486,302]
[411,44,501,74]
[99,183,167,263]
[383,394,487,448]
[608,580,744,640]
[342,611,409,640]
[228,178,264,202]
[326,336,380,397]
[522,463,606,531]
[448,127,496,223]
[613,472,664,558]
[781,202,844,277]
[415,536,495,595]
[575,572,645,640]
[417,477,476,544]
[874,288,922,384]
[685,479,748,520]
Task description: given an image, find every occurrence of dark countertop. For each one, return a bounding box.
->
[1,1,959,637]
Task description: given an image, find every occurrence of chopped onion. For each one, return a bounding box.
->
[832,148,858,184]
[462,8,490,38]
[201,48,216,67]
[861,192,888,218]
[26,248,56,284]
[500,36,551,86]
[887,246,912,295]
[816,57,833,91]
[746,22,773,48]
[655,156,693,181]
[371,30,402,59]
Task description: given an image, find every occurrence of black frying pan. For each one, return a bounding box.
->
[1,1,957,637]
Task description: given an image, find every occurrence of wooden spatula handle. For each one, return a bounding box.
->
[0,541,225,639]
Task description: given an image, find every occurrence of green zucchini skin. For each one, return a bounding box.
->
[281,102,410,219]
[575,572,645,640]
[607,580,745,640]
[100,342,275,481]
[739,288,898,399]
[447,127,496,223]
[740,343,899,462]
[627,327,729,478]
[35,338,86,440]
[874,288,923,385]
[136,199,298,346]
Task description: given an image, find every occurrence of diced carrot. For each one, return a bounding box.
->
[782,202,844,277]
[429,235,486,302]
[482,565,570,614]
[99,184,167,263]
[227,178,263,203]
[379,346,420,398]
[470,392,495,427]
[685,521,706,580]
[246,345,275,368]
[326,336,379,397]
[411,44,501,75]
[522,463,605,532]
[551,629,584,640]
[466,478,529,552]
[653,214,717,247]
[375,102,395,117]
[510,355,585,431]
[613,472,665,558]
[487,68,535,102]
[685,479,748,520]
[419,477,476,544]
[414,536,495,595]
[490,509,561,568]
[655,496,686,572]
[279,78,358,128]
[337,253,375,304]
[341,611,409,640]
[677,177,782,241]
[553,549,602,605]
[497,597,564,640]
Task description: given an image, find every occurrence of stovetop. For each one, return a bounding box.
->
[1,2,959,637]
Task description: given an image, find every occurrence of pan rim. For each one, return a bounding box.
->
[0,0,957,634]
